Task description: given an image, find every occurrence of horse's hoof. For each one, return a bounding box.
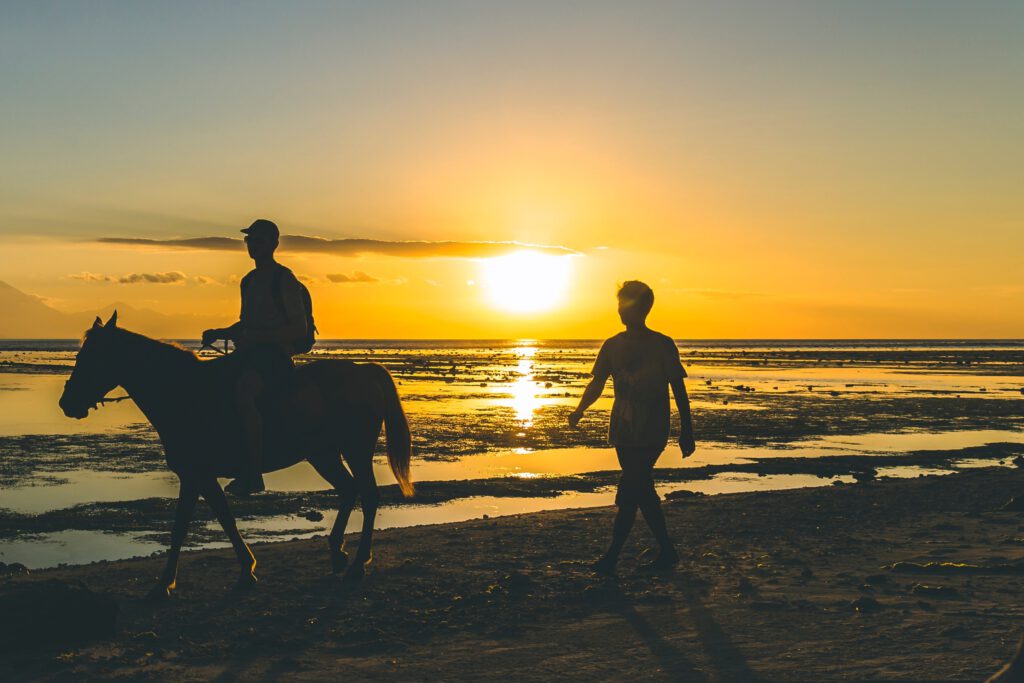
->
[146,584,174,601]
[233,572,258,592]
[342,563,366,583]
[331,549,350,574]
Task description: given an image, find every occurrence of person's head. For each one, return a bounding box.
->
[617,280,654,327]
[241,219,279,260]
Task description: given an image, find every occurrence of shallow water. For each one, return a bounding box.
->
[1,339,1022,568]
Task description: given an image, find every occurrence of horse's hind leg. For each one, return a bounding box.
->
[309,456,358,574]
[198,478,258,591]
[345,451,379,582]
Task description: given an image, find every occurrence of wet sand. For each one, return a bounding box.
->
[3,467,1024,681]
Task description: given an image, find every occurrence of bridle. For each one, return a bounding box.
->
[92,339,232,406]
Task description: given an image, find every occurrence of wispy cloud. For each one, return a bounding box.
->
[68,271,194,285]
[96,235,577,258]
[327,271,380,284]
[191,275,220,286]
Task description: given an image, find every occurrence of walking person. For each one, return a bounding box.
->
[568,280,696,575]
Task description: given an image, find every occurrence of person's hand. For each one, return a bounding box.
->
[567,409,584,428]
[679,433,696,457]
[201,328,221,347]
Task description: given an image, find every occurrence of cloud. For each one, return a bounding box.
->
[68,272,116,283]
[68,271,189,285]
[327,271,380,284]
[96,235,577,258]
[192,275,220,286]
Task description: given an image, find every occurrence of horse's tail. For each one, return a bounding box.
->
[373,363,414,497]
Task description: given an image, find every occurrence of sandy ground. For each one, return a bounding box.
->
[4,468,1024,682]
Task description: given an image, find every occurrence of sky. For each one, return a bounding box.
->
[1,0,1022,338]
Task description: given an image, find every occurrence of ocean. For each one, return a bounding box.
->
[1,339,1022,568]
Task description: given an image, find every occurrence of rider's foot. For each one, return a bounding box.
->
[591,554,618,577]
[225,474,266,497]
[638,546,680,572]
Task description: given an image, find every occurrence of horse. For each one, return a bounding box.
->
[58,312,414,597]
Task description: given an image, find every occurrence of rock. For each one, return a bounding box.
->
[853,468,878,483]
[664,489,705,501]
[850,596,882,612]
[303,510,324,522]
[0,580,118,652]
[911,583,958,597]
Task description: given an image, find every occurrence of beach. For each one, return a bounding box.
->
[3,467,1024,681]
[2,339,1023,568]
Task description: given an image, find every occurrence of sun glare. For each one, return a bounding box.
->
[481,252,572,313]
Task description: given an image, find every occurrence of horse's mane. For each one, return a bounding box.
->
[85,326,199,368]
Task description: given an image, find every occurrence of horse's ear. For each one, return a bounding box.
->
[105,310,118,328]
[92,316,103,329]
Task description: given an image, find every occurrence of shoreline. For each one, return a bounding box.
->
[2,440,1024,569]
[3,468,1024,681]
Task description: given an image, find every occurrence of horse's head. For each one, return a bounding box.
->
[59,311,122,419]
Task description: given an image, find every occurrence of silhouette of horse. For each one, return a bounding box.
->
[59,312,414,597]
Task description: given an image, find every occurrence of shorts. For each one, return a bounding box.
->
[614,445,664,507]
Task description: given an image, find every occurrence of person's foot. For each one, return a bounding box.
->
[638,546,680,572]
[591,554,618,577]
[225,474,266,497]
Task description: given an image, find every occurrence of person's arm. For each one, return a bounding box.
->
[568,342,611,428]
[202,276,248,346]
[568,375,608,427]
[202,322,242,346]
[671,376,696,456]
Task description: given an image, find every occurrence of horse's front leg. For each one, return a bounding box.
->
[198,478,258,591]
[147,479,199,600]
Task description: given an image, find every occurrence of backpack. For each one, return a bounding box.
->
[241,266,318,354]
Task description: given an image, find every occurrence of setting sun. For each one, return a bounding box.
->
[480,252,573,313]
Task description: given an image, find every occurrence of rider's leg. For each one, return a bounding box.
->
[228,370,266,496]
[198,477,257,588]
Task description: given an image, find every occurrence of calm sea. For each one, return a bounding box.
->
[1,339,1022,568]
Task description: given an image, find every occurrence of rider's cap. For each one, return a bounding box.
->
[241,219,279,241]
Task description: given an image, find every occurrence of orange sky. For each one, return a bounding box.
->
[1,2,1021,338]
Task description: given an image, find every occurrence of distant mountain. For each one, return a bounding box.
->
[0,280,221,339]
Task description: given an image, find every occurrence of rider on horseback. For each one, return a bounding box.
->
[202,219,310,497]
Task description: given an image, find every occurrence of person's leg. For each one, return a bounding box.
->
[593,448,641,574]
[227,370,266,496]
[636,447,678,568]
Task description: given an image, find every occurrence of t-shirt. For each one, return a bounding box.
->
[239,265,307,354]
[590,329,686,448]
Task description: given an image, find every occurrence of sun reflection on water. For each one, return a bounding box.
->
[507,345,541,427]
